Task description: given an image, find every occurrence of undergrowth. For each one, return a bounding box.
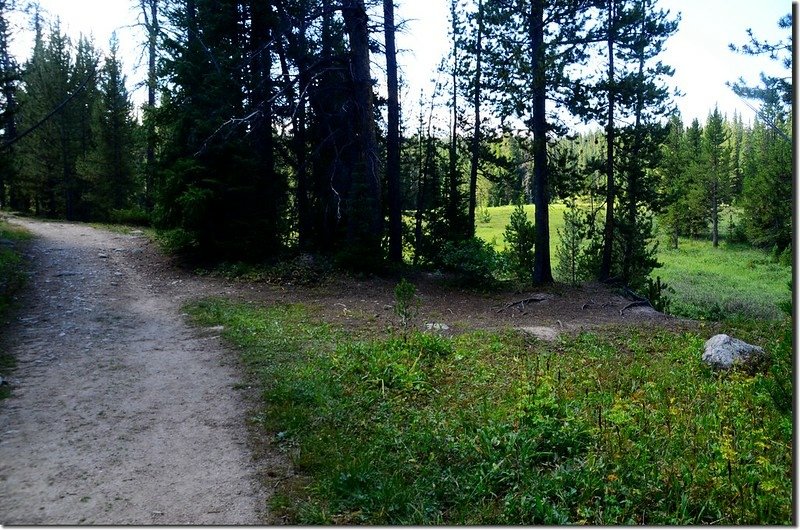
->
[0,218,32,399]
[186,299,792,525]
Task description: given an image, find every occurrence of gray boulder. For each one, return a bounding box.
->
[702,334,769,374]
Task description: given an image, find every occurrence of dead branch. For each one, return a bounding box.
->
[497,296,549,313]
[619,300,652,316]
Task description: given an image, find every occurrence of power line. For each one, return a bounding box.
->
[1,67,96,150]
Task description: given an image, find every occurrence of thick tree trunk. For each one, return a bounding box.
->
[384,0,402,262]
[342,0,383,250]
[467,0,484,238]
[140,0,158,211]
[599,0,616,282]
[623,0,646,283]
[250,0,276,246]
[447,0,460,238]
[530,0,553,284]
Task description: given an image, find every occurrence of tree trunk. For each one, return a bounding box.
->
[140,0,158,212]
[530,0,553,284]
[623,0,646,283]
[384,0,402,262]
[250,0,276,245]
[342,0,382,250]
[447,0,460,238]
[711,182,719,247]
[599,0,616,282]
[467,0,484,238]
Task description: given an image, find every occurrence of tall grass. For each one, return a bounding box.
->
[656,238,790,320]
[187,299,792,525]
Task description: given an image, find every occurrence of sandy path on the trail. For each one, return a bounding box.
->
[0,219,274,525]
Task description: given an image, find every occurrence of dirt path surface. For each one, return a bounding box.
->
[0,219,277,525]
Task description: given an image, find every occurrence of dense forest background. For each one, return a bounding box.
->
[0,0,792,291]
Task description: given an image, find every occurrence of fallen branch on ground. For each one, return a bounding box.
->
[497,295,550,313]
[619,300,652,316]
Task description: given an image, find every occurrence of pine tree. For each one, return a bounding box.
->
[0,0,19,209]
[482,0,595,284]
[555,200,585,286]
[83,35,137,219]
[702,107,730,248]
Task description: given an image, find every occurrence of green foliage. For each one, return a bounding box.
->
[478,206,492,224]
[645,276,672,314]
[501,203,536,286]
[187,300,793,524]
[555,202,584,286]
[108,206,150,226]
[393,278,418,329]
[0,220,31,400]
[438,237,498,283]
[0,220,30,316]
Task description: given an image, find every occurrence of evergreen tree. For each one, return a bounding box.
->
[702,107,730,248]
[741,112,791,252]
[83,36,137,219]
[555,200,585,286]
[482,0,595,284]
[0,0,19,209]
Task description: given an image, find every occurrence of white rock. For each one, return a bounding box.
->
[702,334,768,373]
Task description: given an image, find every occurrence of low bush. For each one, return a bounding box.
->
[438,237,499,283]
[109,206,150,226]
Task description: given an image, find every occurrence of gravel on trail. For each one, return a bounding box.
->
[0,219,279,525]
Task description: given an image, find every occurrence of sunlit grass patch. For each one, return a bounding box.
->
[656,238,791,320]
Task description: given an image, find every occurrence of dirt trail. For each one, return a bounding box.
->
[0,219,278,525]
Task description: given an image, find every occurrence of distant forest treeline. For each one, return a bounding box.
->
[0,1,791,289]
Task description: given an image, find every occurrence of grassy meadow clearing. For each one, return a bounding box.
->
[476,203,791,321]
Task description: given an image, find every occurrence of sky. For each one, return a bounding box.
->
[8,0,792,126]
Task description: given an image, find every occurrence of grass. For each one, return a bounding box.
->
[0,218,33,399]
[475,204,791,321]
[655,238,791,321]
[187,298,792,525]
[475,203,568,255]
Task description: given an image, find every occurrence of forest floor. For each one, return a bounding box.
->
[0,217,691,525]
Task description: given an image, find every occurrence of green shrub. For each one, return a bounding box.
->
[502,203,536,286]
[645,276,673,314]
[156,227,198,255]
[109,206,150,226]
[439,237,498,282]
[393,278,419,329]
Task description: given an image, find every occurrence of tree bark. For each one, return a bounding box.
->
[342,0,383,249]
[530,0,553,284]
[467,0,484,238]
[384,0,402,262]
[447,0,460,238]
[140,0,158,211]
[599,0,616,282]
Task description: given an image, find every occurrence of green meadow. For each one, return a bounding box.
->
[475,204,791,321]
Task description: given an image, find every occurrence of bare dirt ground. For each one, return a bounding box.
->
[0,217,690,525]
[0,218,289,525]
